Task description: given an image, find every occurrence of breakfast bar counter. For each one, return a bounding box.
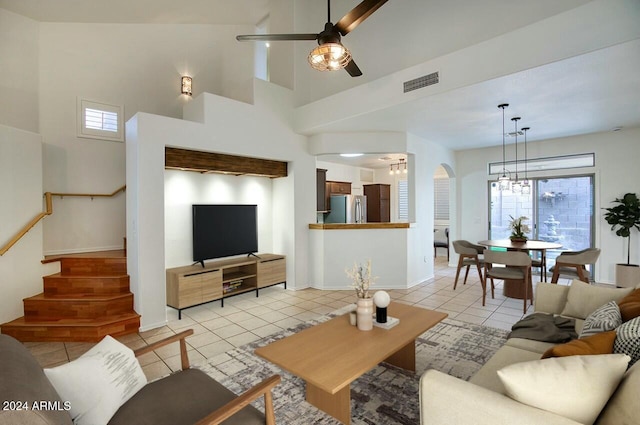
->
[309,222,415,290]
[309,223,410,230]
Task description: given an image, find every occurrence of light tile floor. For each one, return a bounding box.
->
[26,257,566,381]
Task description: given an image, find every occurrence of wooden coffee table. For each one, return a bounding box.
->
[254,302,447,424]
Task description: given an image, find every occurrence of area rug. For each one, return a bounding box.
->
[197,309,509,425]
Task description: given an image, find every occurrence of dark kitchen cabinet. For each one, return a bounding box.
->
[364,184,391,222]
[316,169,328,211]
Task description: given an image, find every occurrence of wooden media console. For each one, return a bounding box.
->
[166,253,286,318]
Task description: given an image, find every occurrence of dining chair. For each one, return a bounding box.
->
[529,250,546,281]
[434,228,450,260]
[549,248,601,283]
[484,249,532,313]
[452,240,485,290]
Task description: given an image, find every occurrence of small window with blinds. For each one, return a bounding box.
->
[77,98,124,142]
[398,179,408,221]
[434,178,449,221]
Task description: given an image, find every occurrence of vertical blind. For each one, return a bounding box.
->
[398,180,408,220]
[434,178,449,221]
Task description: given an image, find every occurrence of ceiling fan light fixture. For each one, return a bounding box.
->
[308,42,352,71]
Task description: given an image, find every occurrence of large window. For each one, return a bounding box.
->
[489,175,595,269]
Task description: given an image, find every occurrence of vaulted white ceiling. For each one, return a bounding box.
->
[2,0,639,164]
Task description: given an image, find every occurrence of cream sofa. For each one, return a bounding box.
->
[419,282,639,425]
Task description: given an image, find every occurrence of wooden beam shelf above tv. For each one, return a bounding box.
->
[165,147,288,178]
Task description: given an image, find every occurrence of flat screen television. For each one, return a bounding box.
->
[192,204,258,266]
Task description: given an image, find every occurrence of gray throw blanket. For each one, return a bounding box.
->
[508,313,577,342]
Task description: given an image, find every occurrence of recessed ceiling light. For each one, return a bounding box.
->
[379,156,392,161]
[340,153,364,157]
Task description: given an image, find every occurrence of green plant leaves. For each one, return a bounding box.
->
[603,192,640,264]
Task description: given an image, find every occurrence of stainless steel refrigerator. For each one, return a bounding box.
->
[324,195,367,224]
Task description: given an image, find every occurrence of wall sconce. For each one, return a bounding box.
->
[181,76,192,96]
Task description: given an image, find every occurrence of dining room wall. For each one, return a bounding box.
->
[456,127,640,284]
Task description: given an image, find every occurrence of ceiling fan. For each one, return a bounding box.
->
[236,0,388,77]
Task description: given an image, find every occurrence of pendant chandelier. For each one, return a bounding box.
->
[511,116,522,193]
[389,158,408,175]
[521,127,531,195]
[497,104,510,190]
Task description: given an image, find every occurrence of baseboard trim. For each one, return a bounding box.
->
[139,319,168,333]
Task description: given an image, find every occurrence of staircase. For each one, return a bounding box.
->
[1,251,140,342]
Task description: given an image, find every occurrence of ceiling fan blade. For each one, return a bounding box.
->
[236,33,318,42]
[344,58,363,77]
[335,0,388,36]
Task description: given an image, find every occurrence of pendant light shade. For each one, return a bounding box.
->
[511,116,521,194]
[497,104,510,190]
[308,42,352,71]
[521,126,531,195]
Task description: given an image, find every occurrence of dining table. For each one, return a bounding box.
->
[477,239,563,299]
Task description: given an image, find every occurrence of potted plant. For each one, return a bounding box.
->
[603,193,640,287]
[509,215,530,242]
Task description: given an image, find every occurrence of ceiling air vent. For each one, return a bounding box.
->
[403,71,439,93]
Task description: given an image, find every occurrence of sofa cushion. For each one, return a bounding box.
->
[613,316,640,367]
[580,301,622,338]
[469,345,543,393]
[109,368,265,425]
[595,360,640,425]
[534,282,570,315]
[561,280,633,320]
[617,288,640,322]
[541,331,616,359]
[497,354,630,425]
[44,335,147,425]
[505,337,555,354]
[0,335,73,425]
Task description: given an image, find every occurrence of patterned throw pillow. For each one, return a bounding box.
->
[614,316,640,367]
[45,336,147,425]
[580,301,622,338]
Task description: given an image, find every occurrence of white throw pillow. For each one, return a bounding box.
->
[561,279,633,319]
[580,300,622,338]
[45,335,147,425]
[497,354,630,425]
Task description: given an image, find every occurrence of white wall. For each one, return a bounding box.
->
[34,21,255,255]
[0,10,39,133]
[309,131,456,287]
[0,125,52,323]
[406,134,457,282]
[456,127,640,284]
[164,170,273,268]
[127,80,315,330]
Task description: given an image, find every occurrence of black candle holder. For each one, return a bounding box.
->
[376,306,387,323]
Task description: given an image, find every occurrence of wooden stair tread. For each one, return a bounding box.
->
[42,249,126,264]
[3,312,140,327]
[8,248,138,342]
[26,293,133,301]
[45,272,128,278]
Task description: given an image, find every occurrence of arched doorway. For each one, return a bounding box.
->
[434,164,454,263]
